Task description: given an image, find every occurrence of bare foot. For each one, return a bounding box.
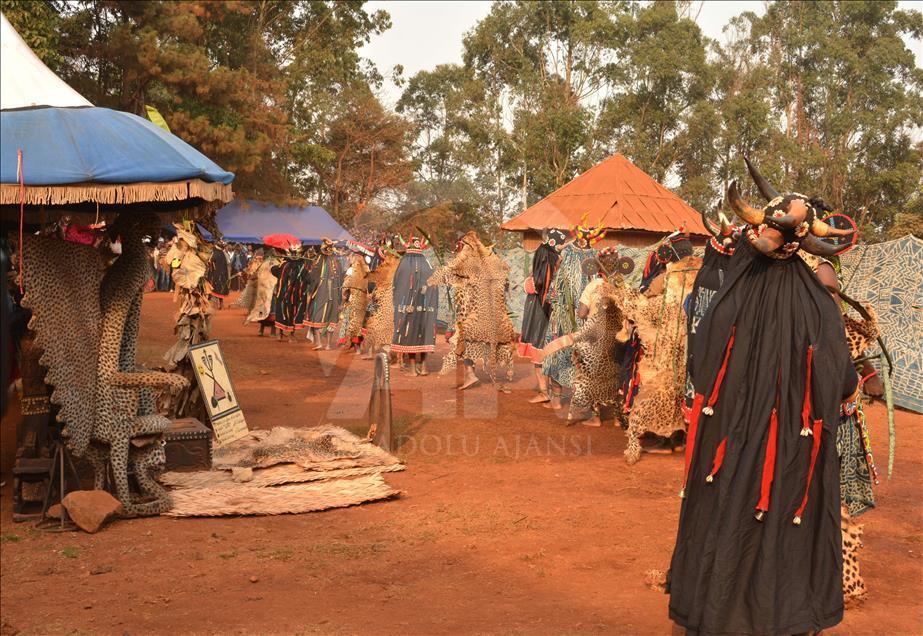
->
[581,416,602,427]
[528,392,550,404]
[542,399,562,410]
[312,344,324,350]
[460,377,480,390]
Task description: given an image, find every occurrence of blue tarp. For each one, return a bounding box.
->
[0,106,234,186]
[206,199,353,245]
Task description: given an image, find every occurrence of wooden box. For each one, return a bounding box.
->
[164,418,213,472]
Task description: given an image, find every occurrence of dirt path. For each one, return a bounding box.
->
[2,291,921,635]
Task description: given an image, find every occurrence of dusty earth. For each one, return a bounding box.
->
[1,291,921,635]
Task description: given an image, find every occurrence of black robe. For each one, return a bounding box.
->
[207,248,231,298]
[517,243,559,360]
[391,250,438,353]
[271,258,318,332]
[684,241,734,397]
[305,252,341,329]
[668,241,855,635]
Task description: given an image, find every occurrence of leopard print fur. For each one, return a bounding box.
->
[568,290,627,419]
[243,254,278,325]
[364,253,400,354]
[24,213,189,516]
[342,253,370,343]
[624,257,700,463]
[842,505,867,607]
[844,305,879,361]
[429,232,515,385]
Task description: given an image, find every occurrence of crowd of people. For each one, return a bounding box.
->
[219,161,883,635]
[0,156,891,635]
[151,235,253,302]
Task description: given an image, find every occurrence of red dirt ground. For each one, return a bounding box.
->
[1,291,921,635]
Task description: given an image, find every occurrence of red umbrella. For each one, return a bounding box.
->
[262,233,301,250]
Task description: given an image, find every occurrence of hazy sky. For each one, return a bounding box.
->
[361,0,922,106]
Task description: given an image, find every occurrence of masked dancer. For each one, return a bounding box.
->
[667,159,857,635]
[392,235,439,375]
[518,229,565,403]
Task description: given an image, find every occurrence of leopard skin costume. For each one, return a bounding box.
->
[363,252,400,354]
[844,305,879,361]
[542,282,627,420]
[341,252,370,344]
[428,232,515,384]
[624,256,701,464]
[841,505,867,607]
[568,287,627,419]
[23,213,189,516]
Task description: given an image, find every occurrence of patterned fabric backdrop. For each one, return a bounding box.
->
[840,235,923,413]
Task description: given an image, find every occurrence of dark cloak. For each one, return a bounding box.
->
[684,241,734,395]
[518,242,560,359]
[668,240,855,635]
[271,258,318,332]
[391,250,438,353]
[206,248,231,298]
[305,253,341,329]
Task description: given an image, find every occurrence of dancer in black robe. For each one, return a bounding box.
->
[206,242,231,308]
[668,161,856,635]
[271,248,319,341]
[305,239,341,349]
[517,229,564,403]
[391,235,439,375]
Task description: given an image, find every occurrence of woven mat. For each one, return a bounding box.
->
[164,474,399,517]
[162,461,404,489]
[160,425,403,517]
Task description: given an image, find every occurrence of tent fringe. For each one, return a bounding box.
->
[0,180,233,206]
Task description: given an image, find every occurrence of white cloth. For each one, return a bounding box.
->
[1,13,92,109]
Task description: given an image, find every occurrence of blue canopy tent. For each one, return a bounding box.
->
[0,107,234,205]
[0,13,233,214]
[206,199,353,245]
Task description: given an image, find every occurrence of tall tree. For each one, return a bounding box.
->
[317,85,412,226]
[597,1,713,186]
[464,0,627,203]
[742,1,923,231]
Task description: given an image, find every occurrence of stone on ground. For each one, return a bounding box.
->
[61,490,124,533]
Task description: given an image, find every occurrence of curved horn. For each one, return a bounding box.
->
[800,234,847,258]
[717,211,733,236]
[727,180,765,225]
[744,156,780,201]
[700,209,720,237]
[811,218,855,237]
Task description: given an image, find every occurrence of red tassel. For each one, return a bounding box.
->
[705,437,727,483]
[680,393,705,496]
[800,345,814,435]
[703,327,736,415]
[793,418,824,524]
[755,408,779,516]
